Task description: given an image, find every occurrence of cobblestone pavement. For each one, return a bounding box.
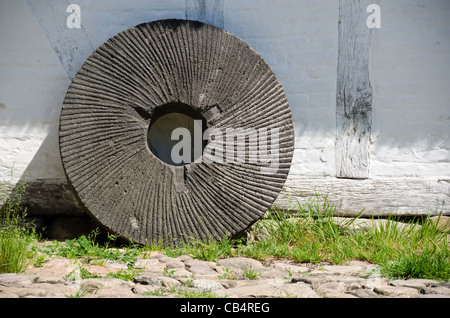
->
[0,247,449,299]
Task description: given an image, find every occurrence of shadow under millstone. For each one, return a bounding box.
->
[46,216,107,242]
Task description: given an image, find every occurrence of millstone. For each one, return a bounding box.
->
[59,19,294,246]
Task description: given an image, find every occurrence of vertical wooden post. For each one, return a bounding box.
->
[186,0,224,29]
[336,0,373,179]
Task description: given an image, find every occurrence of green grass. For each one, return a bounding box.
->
[165,194,449,281]
[165,236,235,261]
[243,266,261,280]
[2,181,448,282]
[40,232,141,269]
[107,269,139,281]
[169,287,219,298]
[143,287,219,298]
[0,181,39,273]
[381,246,449,281]
[65,287,89,298]
[66,266,102,280]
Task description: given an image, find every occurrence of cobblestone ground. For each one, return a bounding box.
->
[0,245,449,298]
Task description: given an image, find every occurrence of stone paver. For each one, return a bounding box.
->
[1,247,449,298]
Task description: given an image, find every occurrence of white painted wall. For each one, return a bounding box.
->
[369,0,450,178]
[1,0,187,182]
[225,0,339,178]
[1,0,449,213]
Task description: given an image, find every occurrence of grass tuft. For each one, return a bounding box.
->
[0,180,39,273]
[381,246,449,281]
[166,193,449,281]
[41,232,141,269]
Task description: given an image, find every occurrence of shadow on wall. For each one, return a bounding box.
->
[0,127,97,240]
[0,0,189,218]
[18,126,85,218]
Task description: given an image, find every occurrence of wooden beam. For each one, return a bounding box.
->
[274,177,450,217]
[2,177,448,219]
[186,0,224,28]
[336,0,373,179]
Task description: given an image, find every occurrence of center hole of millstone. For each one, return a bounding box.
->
[147,102,208,166]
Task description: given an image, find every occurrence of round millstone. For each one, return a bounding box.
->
[59,19,295,246]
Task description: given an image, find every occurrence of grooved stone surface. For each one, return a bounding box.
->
[59,19,295,246]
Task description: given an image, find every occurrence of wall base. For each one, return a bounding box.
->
[274,177,450,217]
[1,179,85,217]
[2,177,449,225]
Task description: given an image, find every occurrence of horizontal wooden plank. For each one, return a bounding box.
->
[274,177,450,217]
[3,177,448,218]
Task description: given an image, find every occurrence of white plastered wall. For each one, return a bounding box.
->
[1,0,449,215]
